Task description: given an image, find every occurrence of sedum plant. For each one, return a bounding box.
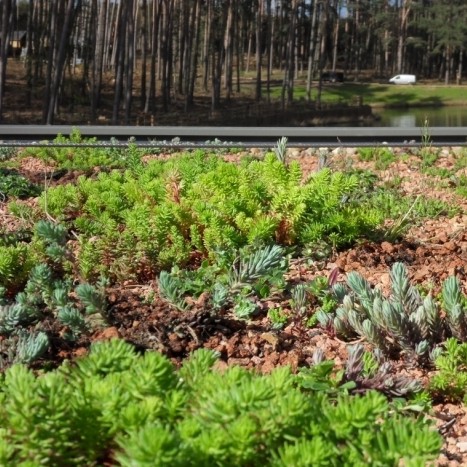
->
[318,263,467,362]
[0,220,108,366]
[274,136,288,164]
[442,276,467,340]
[38,151,383,281]
[0,244,34,294]
[0,169,41,200]
[0,261,108,366]
[429,338,467,403]
[24,128,145,172]
[0,339,442,466]
[0,146,17,161]
[158,244,287,319]
[298,344,423,398]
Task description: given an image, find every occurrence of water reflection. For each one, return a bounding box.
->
[372,105,467,127]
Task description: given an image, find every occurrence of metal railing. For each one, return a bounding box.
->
[0,125,465,148]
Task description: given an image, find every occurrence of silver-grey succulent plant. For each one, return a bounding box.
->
[274,137,288,165]
[317,262,454,361]
[442,276,467,340]
[345,344,423,396]
[15,331,49,364]
[308,343,422,397]
[228,244,284,291]
[291,283,308,316]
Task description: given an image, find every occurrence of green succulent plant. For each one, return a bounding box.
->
[0,339,442,466]
[38,151,384,281]
[429,338,467,402]
[0,244,34,294]
[0,170,41,199]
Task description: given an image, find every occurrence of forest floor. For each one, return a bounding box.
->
[0,59,426,126]
[1,144,467,465]
[2,59,297,126]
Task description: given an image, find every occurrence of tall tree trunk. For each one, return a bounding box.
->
[25,0,33,107]
[45,0,80,124]
[211,0,228,111]
[332,1,341,71]
[223,0,234,101]
[140,0,148,110]
[103,0,116,70]
[0,0,13,122]
[144,0,160,115]
[176,0,187,95]
[160,0,174,112]
[281,0,298,107]
[186,0,201,109]
[123,0,135,124]
[353,0,362,80]
[33,0,45,83]
[397,0,412,73]
[383,0,390,75]
[91,0,108,120]
[202,0,211,91]
[235,2,241,93]
[255,0,262,101]
[79,1,92,94]
[316,1,327,106]
[457,46,463,85]
[42,0,57,123]
[265,0,272,102]
[181,0,190,96]
[306,0,318,101]
[111,0,125,123]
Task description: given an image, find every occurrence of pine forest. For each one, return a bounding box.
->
[0,0,466,124]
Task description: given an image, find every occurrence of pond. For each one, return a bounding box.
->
[371,105,467,127]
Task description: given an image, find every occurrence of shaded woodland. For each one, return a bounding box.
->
[0,0,466,124]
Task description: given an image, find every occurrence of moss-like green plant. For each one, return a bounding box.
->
[24,128,145,171]
[0,229,32,249]
[357,146,377,162]
[0,244,34,294]
[429,338,467,402]
[369,190,460,234]
[40,182,80,221]
[308,274,341,314]
[0,339,443,465]
[40,152,384,280]
[0,169,41,199]
[0,146,17,162]
[357,146,396,170]
[268,307,288,329]
[33,148,455,282]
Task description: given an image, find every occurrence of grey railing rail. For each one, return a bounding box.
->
[0,125,466,147]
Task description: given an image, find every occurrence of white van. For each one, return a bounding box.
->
[389,74,416,84]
